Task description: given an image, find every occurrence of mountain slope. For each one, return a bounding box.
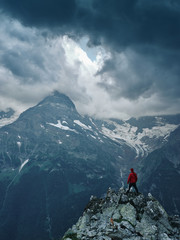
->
[0,92,129,240]
[98,115,179,158]
[0,91,179,240]
[139,126,180,215]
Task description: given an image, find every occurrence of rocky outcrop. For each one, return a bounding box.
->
[62,188,180,240]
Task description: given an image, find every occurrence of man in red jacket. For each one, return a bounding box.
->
[126,168,139,194]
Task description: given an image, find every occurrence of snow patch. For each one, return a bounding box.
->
[90,134,96,139]
[101,120,179,158]
[48,120,78,133]
[89,118,98,128]
[19,159,29,172]
[74,120,90,130]
[40,124,45,129]
[120,169,123,178]
[155,117,164,125]
[17,142,22,148]
[137,124,178,139]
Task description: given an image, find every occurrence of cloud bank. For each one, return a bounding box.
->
[0,0,180,119]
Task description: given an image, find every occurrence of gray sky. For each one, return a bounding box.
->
[0,0,180,119]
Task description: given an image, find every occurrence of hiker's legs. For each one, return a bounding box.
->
[127,183,132,193]
[132,183,139,193]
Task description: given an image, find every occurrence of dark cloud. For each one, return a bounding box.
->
[1,0,180,50]
[0,0,77,28]
[97,46,180,101]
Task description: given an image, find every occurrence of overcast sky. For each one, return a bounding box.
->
[0,0,180,119]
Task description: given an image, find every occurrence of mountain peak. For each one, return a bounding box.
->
[51,90,66,98]
[38,91,75,109]
[62,188,180,240]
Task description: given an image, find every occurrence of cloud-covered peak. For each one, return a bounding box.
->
[38,91,76,110]
[0,1,180,119]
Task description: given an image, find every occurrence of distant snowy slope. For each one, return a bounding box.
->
[99,118,179,158]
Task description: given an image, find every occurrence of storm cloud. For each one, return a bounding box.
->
[0,16,92,111]
[1,0,180,49]
[0,0,180,118]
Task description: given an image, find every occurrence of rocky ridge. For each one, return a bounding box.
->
[62,188,180,240]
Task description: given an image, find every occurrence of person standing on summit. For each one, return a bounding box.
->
[127,168,139,194]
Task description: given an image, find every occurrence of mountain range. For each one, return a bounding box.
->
[0,91,179,240]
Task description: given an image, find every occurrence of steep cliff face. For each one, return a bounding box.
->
[139,126,180,215]
[62,188,180,240]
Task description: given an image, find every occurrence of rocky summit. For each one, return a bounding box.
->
[62,188,180,240]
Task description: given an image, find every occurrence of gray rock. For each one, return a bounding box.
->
[132,194,147,211]
[120,203,137,226]
[135,212,158,237]
[62,188,180,240]
[144,200,168,220]
[120,220,135,232]
[119,193,129,204]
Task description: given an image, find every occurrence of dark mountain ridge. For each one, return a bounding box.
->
[139,125,180,215]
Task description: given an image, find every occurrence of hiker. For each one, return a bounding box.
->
[126,168,139,194]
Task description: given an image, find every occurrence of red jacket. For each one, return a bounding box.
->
[127,171,137,184]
